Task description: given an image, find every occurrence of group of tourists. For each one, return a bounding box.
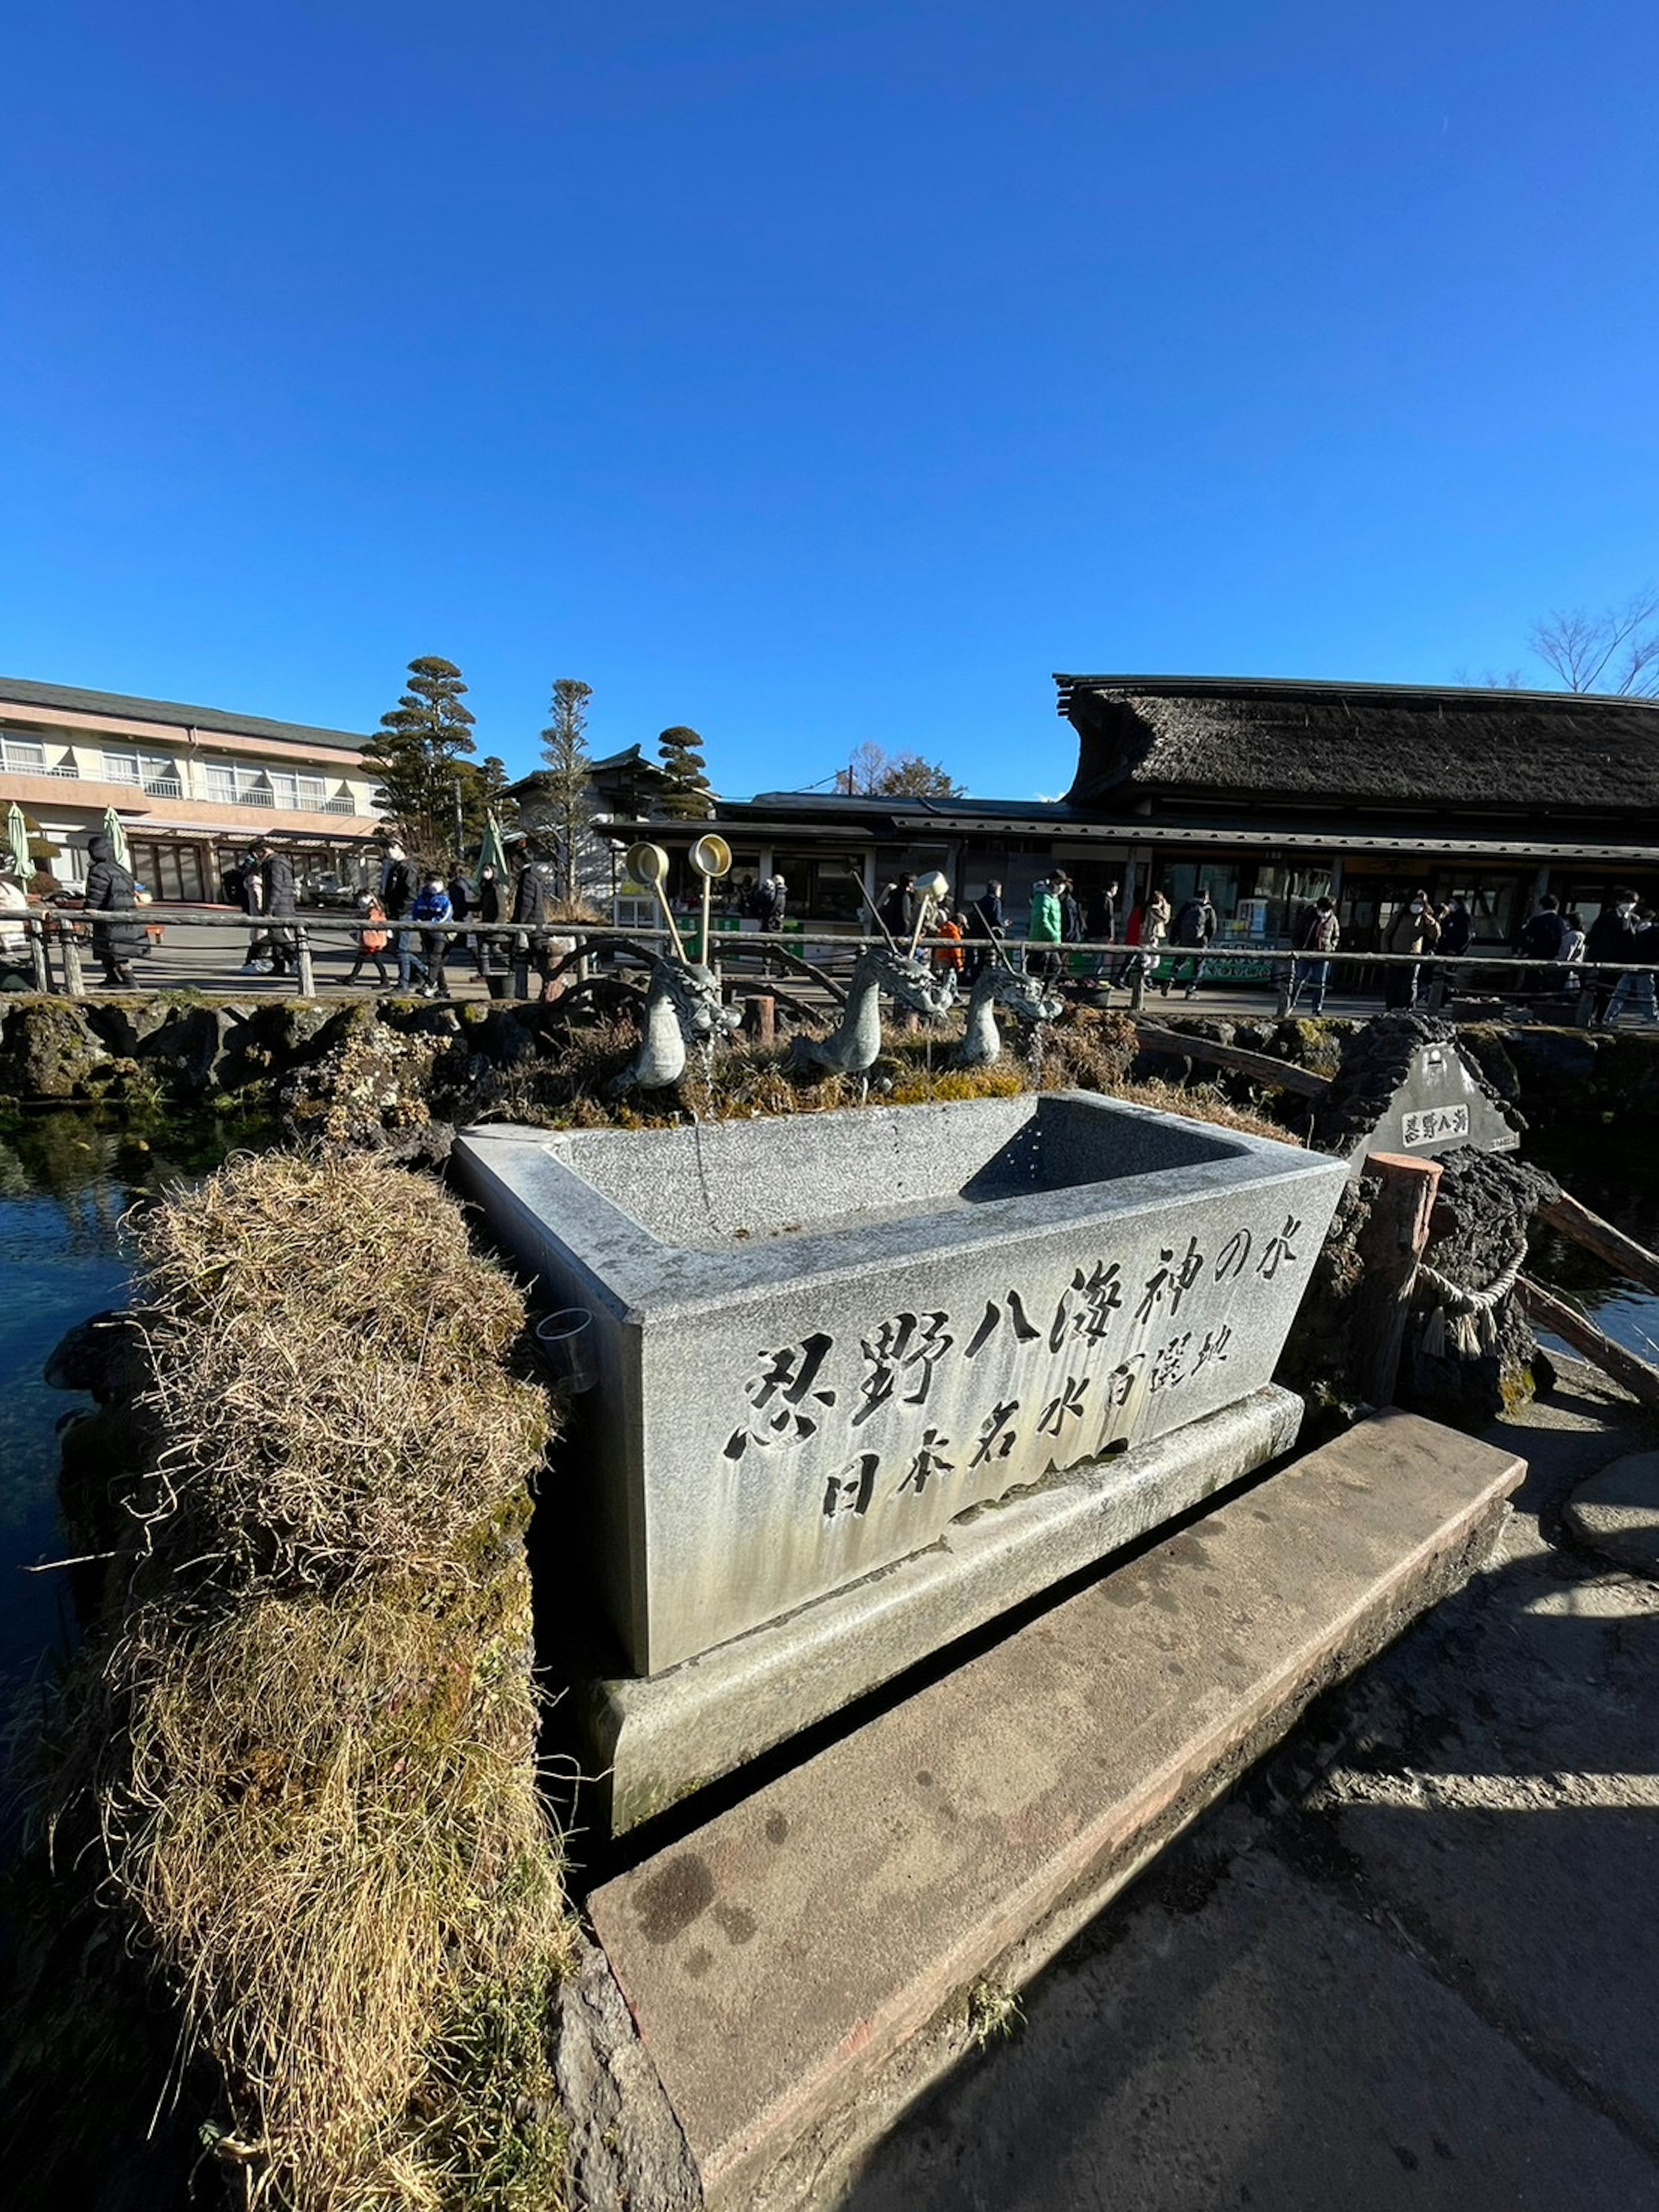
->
[855,870,1659,1027]
[353,835,559,996]
[227,840,299,979]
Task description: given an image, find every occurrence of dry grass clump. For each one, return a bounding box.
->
[100,1572,572,2210]
[131,1151,548,1586]
[13,1152,574,2212]
[1120,1075,1294,1144]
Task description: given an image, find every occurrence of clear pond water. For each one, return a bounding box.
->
[0,1113,264,1688]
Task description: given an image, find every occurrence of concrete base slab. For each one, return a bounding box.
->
[1563,1448,1659,1577]
[587,1409,1525,2208]
[590,1383,1304,1831]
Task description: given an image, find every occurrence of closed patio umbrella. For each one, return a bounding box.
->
[100,805,130,869]
[6,801,29,878]
[477,812,509,882]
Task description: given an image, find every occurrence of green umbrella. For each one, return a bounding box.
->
[101,804,130,869]
[6,801,29,878]
[477,812,509,880]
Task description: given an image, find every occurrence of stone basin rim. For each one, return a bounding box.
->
[458,1095,1335,1323]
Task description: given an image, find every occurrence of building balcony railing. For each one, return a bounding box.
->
[3,756,367,818]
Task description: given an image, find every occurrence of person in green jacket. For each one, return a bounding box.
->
[1027,877,1063,984]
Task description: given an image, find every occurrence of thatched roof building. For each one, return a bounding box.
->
[1057,674,1659,831]
[518,672,1659,951]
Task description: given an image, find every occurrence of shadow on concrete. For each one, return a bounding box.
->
[830,1368,1659,2212]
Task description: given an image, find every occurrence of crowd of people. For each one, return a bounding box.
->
[858,869,1659,1027]
[9,834,1659,1031]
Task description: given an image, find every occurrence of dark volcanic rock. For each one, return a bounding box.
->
[1396,1146,1558,1431]
[0,1000,109,1098]
[1313,1012,1522,1157]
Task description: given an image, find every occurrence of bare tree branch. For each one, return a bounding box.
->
[1528,587,1659,694]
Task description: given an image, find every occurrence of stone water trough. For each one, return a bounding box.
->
[456,1095,1347,1825]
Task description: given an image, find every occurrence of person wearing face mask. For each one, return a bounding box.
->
[1585,888,1643,1026]
[1383,887,1440,1009]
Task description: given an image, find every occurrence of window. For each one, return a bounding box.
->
[202,763,275,806]
[102,748,178,793]
[128,840,208,903]
[0,736,48,773]
[269,771,329,811]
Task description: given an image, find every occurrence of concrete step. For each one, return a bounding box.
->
[587,1409,1525,2207]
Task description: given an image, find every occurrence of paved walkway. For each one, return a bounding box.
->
[758,1363,1659,2211]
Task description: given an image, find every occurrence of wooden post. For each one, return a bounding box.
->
[1354,1151,1443,1407]
[295,924,315,998]
[1519,1277,1659,1414]
[60,927,86,997]
[1539,1190,1659,1298]
[29,919,49,994]
[1128,961,1146,1011]
[744,994,775,1045]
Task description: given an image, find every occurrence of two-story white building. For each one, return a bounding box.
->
[0,675,384,899]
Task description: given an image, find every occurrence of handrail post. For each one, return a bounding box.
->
[29,918,49,994]
[295,922,315,998]
[60,926,86,997]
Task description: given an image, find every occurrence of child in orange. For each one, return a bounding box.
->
[348,893,391,987]
[933,911,966,975]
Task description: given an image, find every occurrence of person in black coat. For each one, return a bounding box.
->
[83,834,146,988]
[1053,872,1084,947]
[475,863,504,977]
[877,874,915,940]
[505,835,552,996]
[966,882,1005,977]
[253,841,298,976]
[1585,890,1640,1026]
[1438,895,1475,958]
[1085,880,1119,984]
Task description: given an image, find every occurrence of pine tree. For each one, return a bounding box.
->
[832,743,962,797]
[658,725,714,819]
[536,679,597,901]
[873,751,964,798]
[477,754,518,832]
[362,656,479,861]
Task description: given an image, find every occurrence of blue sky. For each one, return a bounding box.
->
[5,1,1655,799]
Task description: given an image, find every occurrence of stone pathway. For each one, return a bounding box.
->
[1565,1448,1659,1578]
[790,1363,1659,2212]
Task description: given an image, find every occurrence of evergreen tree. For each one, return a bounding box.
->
[873,751,964,798]
[536,679,597,900]
[658,725,714,819]
[477,754,519,832]
[833,742,963,797]
[362,656,479,860]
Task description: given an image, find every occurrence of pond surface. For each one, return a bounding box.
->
[0,1112,264,1686]
[1528,1166,1659,1370]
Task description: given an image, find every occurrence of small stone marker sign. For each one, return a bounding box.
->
[1400,1102,1470,1147]
[1347,1041,1519,1170]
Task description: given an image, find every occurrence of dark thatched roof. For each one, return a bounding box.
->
[1057,675,1659,816]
